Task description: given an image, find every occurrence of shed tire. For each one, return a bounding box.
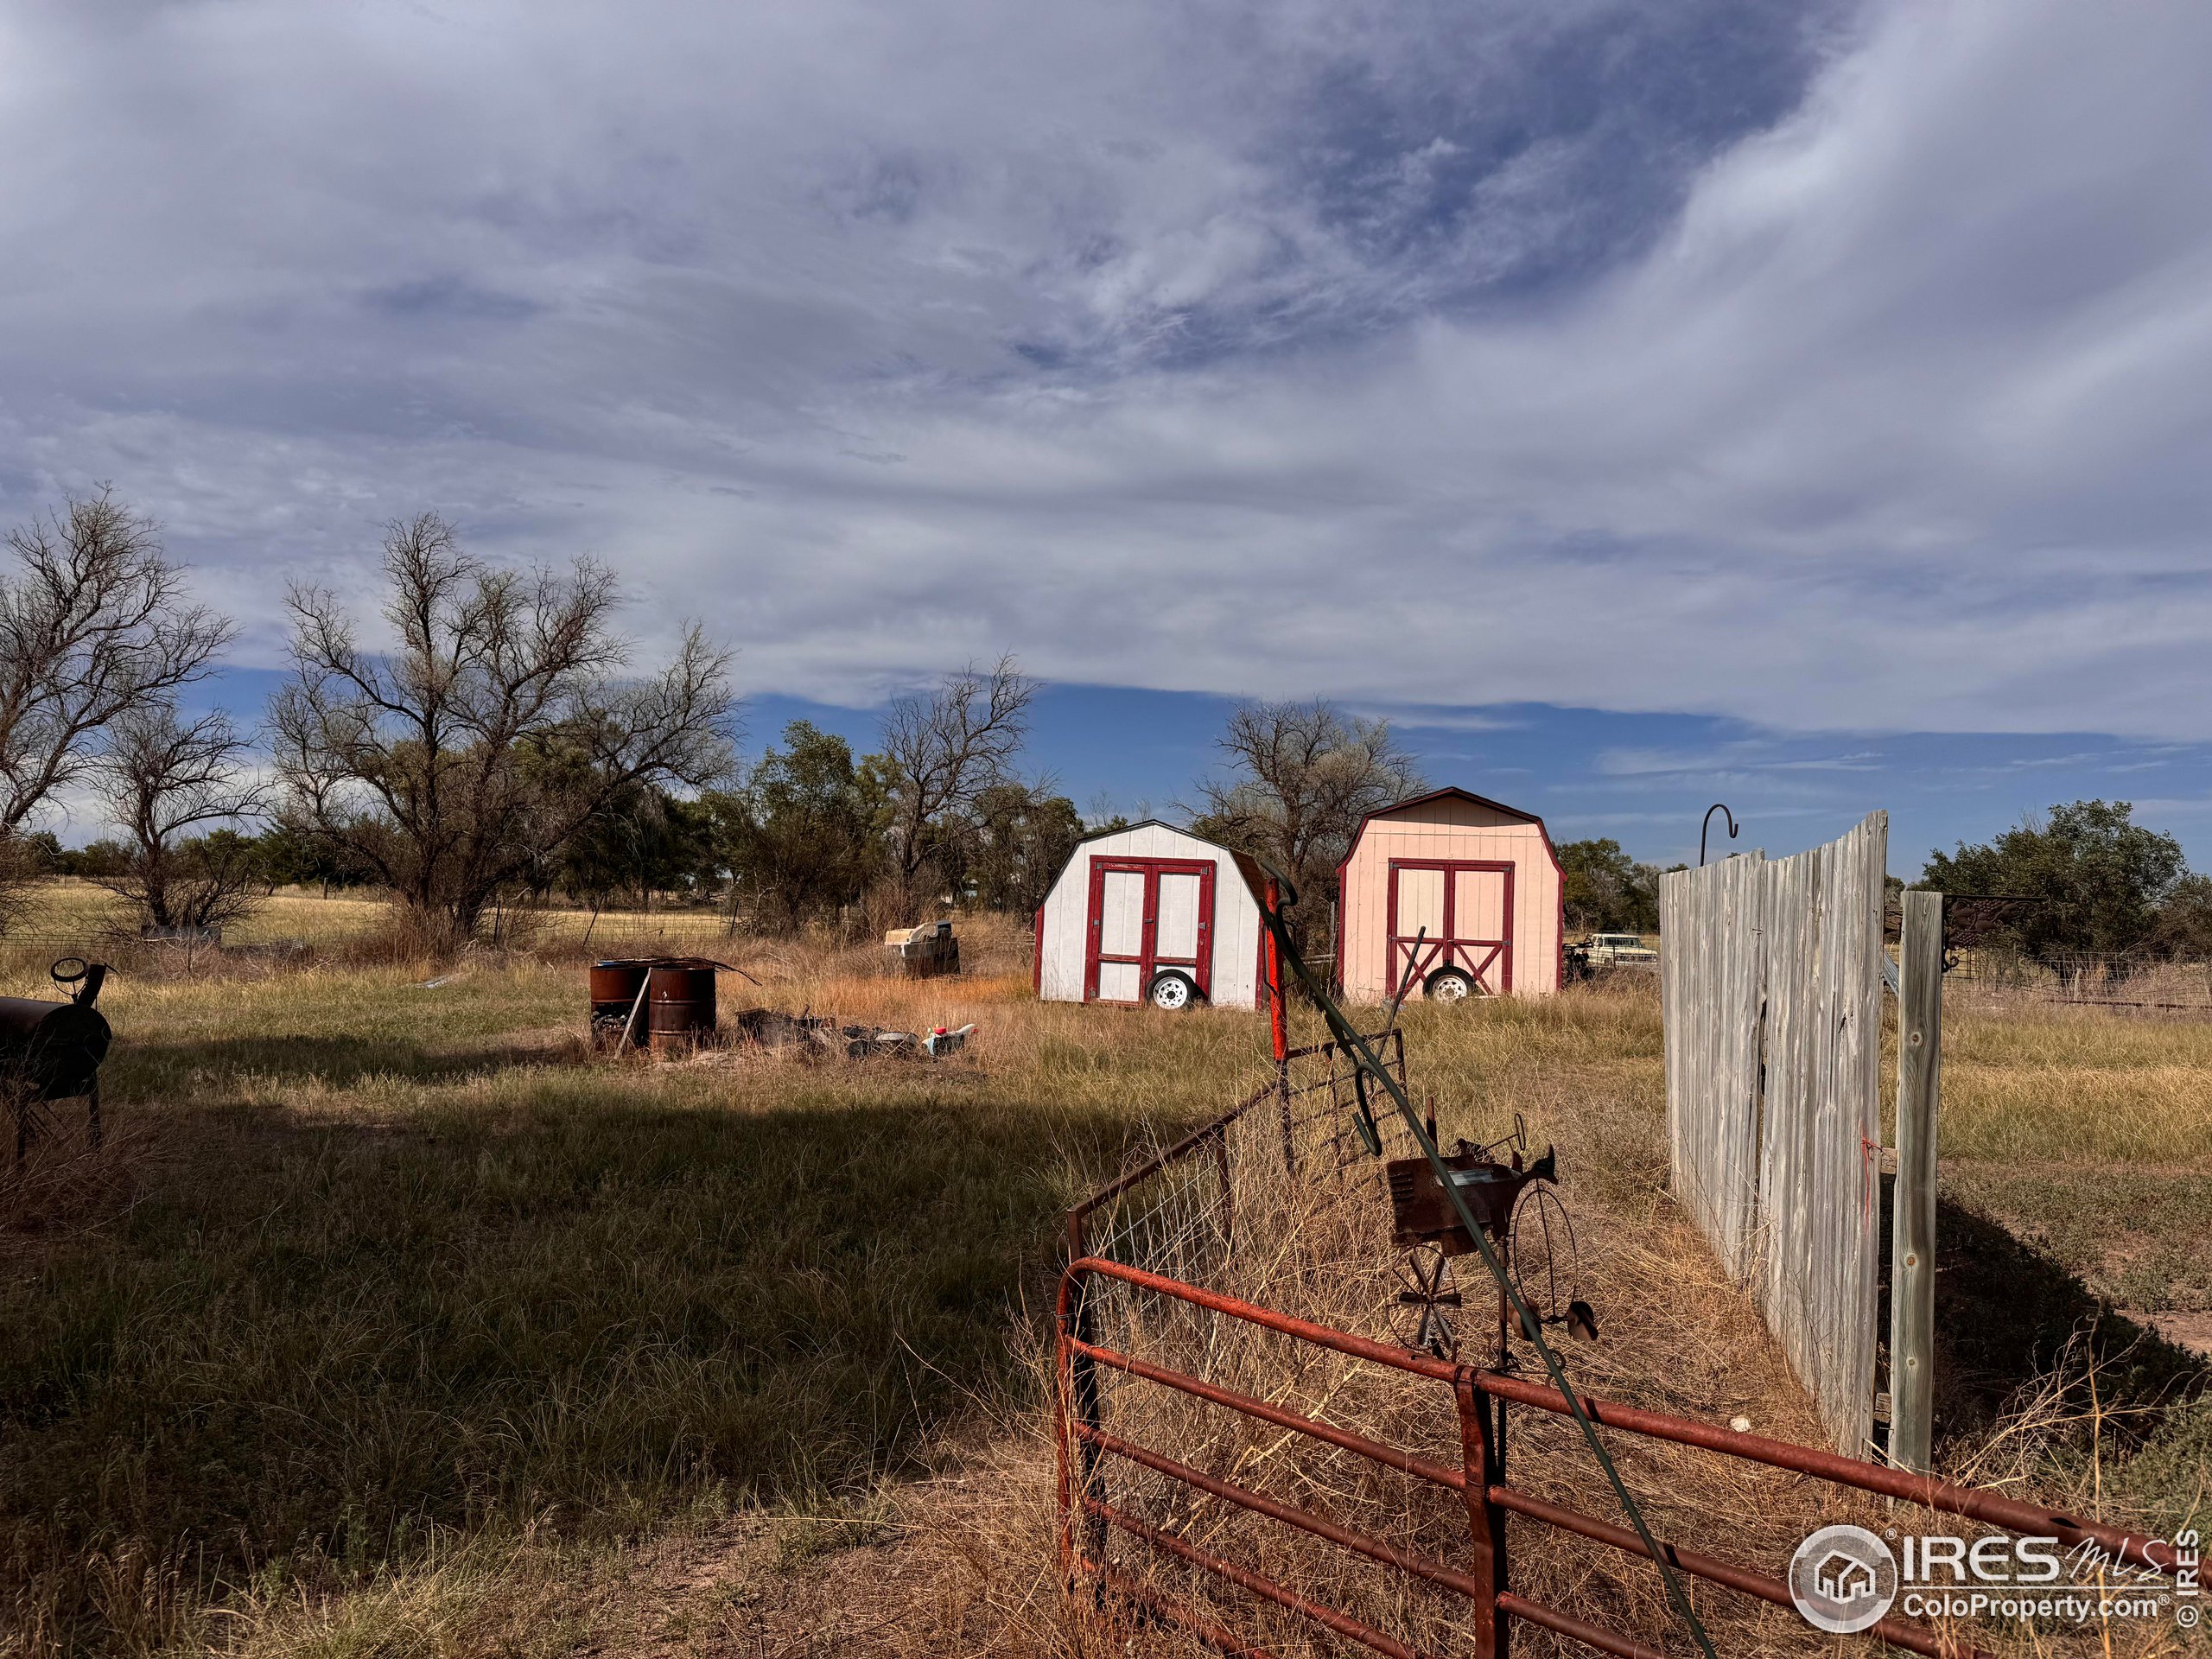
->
[1147,970,1201,1012]
[1424,967,1479,1003]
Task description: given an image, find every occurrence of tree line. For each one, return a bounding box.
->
[3,493,2203,963]
[0,496,1093,946]
[1547,802,2212,964]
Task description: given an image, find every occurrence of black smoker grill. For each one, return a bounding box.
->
[3,958,113,1159]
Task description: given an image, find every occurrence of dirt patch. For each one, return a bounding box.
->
[2126,1308,2212,1358]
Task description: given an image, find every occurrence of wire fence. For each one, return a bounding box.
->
[1940,948,2212,1014]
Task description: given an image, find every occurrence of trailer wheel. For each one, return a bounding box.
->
[1147,970,1201,1012]
[1425,967,1479,1003]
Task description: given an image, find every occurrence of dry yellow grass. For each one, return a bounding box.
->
[0,899,2202,1657]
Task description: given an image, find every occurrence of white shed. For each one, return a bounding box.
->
[1033,822,1268,1012]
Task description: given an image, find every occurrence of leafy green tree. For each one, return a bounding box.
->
[721,721,889,927]
[257,817,365,894]
[966,782,1083,914]
[1555,837,1660,934]
[556,782,717,912]
[56,838,130,879]
[2144,874,2212,959]
[1921,800,2186,958]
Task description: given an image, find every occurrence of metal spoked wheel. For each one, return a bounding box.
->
[1147,969,1198,1012]
[1510,1184,1599,1342]
[1389,1243,1462,1361]
[1425,967,1477,1004]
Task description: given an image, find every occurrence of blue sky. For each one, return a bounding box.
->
[749,689,2212,876]
[4,2,2209,872]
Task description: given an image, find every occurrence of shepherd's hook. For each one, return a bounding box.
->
[1700,803,1738,867]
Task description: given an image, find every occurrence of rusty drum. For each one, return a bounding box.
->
[646,959,718,1054]
[589,960,654,1049]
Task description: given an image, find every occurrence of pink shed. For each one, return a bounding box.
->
[1333,788,1566,1001]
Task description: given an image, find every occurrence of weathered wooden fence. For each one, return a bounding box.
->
[1660,811,1888,1456]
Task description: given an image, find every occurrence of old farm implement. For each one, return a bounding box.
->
[3,957,113,1160]
[1054,885,2182,1657]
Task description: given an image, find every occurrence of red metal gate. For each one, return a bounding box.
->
[1058,1255,2178,1659]
[1087,858,1217,1004]
[1387,860,1514,996]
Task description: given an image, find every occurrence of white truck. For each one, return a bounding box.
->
[1581,932,1658,967]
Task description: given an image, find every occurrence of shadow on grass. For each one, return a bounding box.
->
[0,1082,1127,1649]
[105,1030,585,1096]
[1931,1195,2211,1450]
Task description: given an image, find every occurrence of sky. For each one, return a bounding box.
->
[3,1,2209,871]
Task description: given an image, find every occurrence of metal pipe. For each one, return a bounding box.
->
[1066,1256,1459,1380]
[1476,1369,2180,1575]
[1487,1485,1993,1659]
[1080,1425,1491,1599]
[1077,1558,1279,1658]
[1065,1255,2183,1576]
[1065,1333,1465,1490]
[1084,1497,1440,1659]
[1454,1371,1509,1658]
[1495,1594,1663,1659]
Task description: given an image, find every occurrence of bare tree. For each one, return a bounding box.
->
[95,707,273,933]
[0,490,230,827]
[0,490,230,914]
[877,655,1038,892]
[271,513,736,950]
[1192,699,1425,933]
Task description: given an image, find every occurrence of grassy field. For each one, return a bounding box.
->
[3,880,742,956]
[0,893,2205,1656]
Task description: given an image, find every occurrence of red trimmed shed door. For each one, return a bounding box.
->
[1084,858,1215,1002]
[1386,859,1513,996]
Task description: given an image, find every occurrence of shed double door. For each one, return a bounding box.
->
[1387,859,1513,995]
[1085,858,1214,1003]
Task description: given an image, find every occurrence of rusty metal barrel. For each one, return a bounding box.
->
[645,959,718,1054]
[589,960,654,1049]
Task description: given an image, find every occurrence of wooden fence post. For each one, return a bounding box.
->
[1889,888,1942,1472]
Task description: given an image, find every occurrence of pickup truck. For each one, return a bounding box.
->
[1581,932,1659,966]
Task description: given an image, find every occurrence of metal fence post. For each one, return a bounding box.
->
[1455,1372,1510,1659]
[1889,889,1942,1472]
[1212,1126,1235,1249]
[1064,1217,1109,1573]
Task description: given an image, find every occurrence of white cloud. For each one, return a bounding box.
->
[0,0,2204,735]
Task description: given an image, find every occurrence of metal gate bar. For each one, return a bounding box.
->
[1060,1255,2179,1659]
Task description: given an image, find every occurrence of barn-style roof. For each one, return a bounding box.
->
[1057,819,1270,909]
[1366,786,1543,826]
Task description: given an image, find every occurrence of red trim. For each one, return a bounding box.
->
[1084,857,1217,1003]
[1263,878,1287,1058]
[1384,858,1515,995]
[1033,902,1044,995]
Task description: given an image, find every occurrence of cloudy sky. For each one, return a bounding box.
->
[3,0,2208,866]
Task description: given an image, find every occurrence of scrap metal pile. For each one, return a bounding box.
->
[588,957,973,1063]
